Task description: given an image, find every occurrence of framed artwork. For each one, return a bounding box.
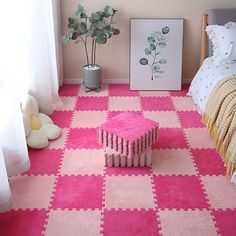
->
[130,18,183,90]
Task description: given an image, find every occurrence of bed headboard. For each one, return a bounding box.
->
[200,9,236,65]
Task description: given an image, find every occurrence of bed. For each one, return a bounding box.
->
[188,9,236,176]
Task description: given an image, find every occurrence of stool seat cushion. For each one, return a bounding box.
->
[98,112,158,156]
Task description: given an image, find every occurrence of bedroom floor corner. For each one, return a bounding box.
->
[0,84,236,236]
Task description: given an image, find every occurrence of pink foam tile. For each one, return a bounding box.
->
[184,128,215,149]
[71,111,107,128]
[172,97,197,111]
[26,149,63,175]
[109,96,141,111]
[103,210,160,236]
[108,111,143,120]
[55,97,77,111]
[169,84,190,97]
[59,84,80,96]
[50,111,73,128]
[52,176,103,209]
[45,209,101,236]
[152,149,196,175]
[76,96,108,111]
[154,176,209,209]
[144,111,180,128]
[66,128,101,149]
[191,149,226,175]
[139,90,170,97]
[78,84,108,96]
[109,84,139,96]
[105,176,155,209]
[159,209,217,236]
[201,176,236,209]
[60,149,105,175]
[141,97,174,111]
[106,167,151,175]
[0,210,47,236]
[213,210,236,236]
[177,111,205,128]
[10,175,56,209]
[47,128,68,149]
[152,128,187,149]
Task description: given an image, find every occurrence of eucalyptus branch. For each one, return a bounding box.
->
[62,4,120,68]
[150,41,159,80]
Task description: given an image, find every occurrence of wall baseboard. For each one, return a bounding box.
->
[64,78,129,84]
[63,78,192,85]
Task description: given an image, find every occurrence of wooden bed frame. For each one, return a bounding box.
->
[200,14,208,66]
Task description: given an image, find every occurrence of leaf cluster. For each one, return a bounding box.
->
[62,4,120,45]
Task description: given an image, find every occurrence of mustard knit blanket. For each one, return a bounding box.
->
[202,76,236,175]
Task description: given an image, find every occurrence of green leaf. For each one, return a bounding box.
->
[145,48,152,55]
[91,12,100,21]
[103,11,110,18]
[68,18,78,30]
[96,20,107,29]
[112,28,120,35]
[162,26,170,34]
[150,44,156,51]
[158,41,166,48]
[67,28,75,38]
[62,36,69,44]
[77,22,87,34]
[76,4,85,18]
[148,36,155,44]
[159,59,167,64]
[72,32,79,40]
[89,16,96,24]
[139,58,148,65]
[104,25,112,31]
[96,36,107,44]
[85,28,94,37]
[153,65,161,70]
[104,5,114,16]
[104,30,113,38]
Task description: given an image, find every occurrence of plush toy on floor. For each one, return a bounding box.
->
[21,95,61,149]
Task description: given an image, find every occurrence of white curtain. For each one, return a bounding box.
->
[27,0,63,114]
[52,0,64,87]
[0,0,62,212]
[0,82,30,213]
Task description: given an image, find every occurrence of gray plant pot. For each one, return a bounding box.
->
[82,65,101,92]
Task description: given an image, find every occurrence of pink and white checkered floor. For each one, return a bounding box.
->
[1,84,236,236]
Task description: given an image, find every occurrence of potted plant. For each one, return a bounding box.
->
[62,4,120,92]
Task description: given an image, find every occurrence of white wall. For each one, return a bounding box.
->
[61,0,236,82]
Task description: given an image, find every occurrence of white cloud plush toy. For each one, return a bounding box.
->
[21,95,61,149]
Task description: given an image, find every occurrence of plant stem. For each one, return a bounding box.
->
[93,40,97,65]
[150,40,159,80]
[91,38,95,66]
[84,17,89,65]
[78,34,89,65]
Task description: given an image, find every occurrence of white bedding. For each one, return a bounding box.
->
[187,57,236,114]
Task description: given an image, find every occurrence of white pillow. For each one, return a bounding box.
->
[206,21,236,64]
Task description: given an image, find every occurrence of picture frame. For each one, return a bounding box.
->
[130,18,183,90]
